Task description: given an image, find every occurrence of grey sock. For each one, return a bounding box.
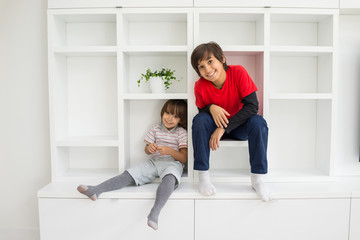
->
[77,171,135,200]
[147,174,176,230]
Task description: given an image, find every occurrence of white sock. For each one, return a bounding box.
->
[198,171,216,196]
[251,174,272,202]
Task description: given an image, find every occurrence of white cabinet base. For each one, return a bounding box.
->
[38,180,360,240]
[38,198,194,240]
[195,199,350,240]
[350,198,360,240]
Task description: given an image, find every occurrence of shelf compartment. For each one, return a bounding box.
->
[122,52,187,94]
[122,13,188,47]
[270,52,333,95]
[268,99,332,176]
[51,13,117,47]
[199,13,265,46]
[224,51,264,116]
[209,147,250,181]
[122,99,189,174]
[51,54,118,139]
[270,14,334,47]
[54,146,119,181]
[220,140,248,147]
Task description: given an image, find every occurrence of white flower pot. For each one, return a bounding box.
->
[149,76,165,93]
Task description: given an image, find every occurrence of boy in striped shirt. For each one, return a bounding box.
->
[77,99,188,230]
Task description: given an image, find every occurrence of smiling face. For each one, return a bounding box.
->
[162,111,181,130]
[197,54,227,89]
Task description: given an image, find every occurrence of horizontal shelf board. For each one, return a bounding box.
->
[340,8,360,15]
[123,45,188,54]
[269,8,338,15]
[57,168,119,179]
[269,93,332,100]
[220,140,248,147]
[56,136,119,146]
[270,46,334,55]
[222,45,265,52]
[209,168,332,183]
[49,9,118,18]
[122,7,193,15]
[195,8,266,14]
[38,178,360,199]
[123,93,188,100]
[53,46,117,56]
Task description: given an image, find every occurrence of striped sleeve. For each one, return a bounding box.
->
[144,124,157,144]
[178,127,188,148]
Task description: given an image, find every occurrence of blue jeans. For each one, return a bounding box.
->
[192,113,268,174]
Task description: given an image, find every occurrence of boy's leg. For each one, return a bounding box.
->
[192,112,217,196]
[229,115,271,201]
[77,171,135,201]
[147,174,177,230]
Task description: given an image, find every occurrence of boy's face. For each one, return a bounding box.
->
[197,54,226,85]
[162,111,181,130]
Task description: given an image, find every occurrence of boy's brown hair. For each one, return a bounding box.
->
[161,99,187,129]
[191,41,228,77]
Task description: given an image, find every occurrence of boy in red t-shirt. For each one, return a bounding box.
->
[191,42,271,201]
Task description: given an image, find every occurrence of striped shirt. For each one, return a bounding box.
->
[144,122,188,158]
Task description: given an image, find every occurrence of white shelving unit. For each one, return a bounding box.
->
[268,10,338,181]
[47,7,338,184]
[39,4,360,240]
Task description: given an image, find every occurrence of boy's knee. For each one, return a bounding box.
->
[248,115,268,132]
[192,113,212,130]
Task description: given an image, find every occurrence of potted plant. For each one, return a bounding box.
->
[137,68,179,93]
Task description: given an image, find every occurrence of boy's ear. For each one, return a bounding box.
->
[222,55,226,63]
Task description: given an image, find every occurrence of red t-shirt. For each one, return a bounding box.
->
[194,65,257,118]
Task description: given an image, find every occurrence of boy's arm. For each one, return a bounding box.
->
[225,91,259,133]
[198,104,212,113]
[156,146,188,164]
[199,104,230,129]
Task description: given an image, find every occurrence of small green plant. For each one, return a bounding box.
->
[137,68,178,90]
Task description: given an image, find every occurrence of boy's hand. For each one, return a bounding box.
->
[209,128,226,151]
[147,143,158,154]
[210,105,230,128]
[157,145,172,155]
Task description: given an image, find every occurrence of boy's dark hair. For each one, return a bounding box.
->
[191,41,228,77]
[161,99,187,129]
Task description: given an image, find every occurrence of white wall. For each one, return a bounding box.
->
[0,1,360,239]
[0,0,50,240]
